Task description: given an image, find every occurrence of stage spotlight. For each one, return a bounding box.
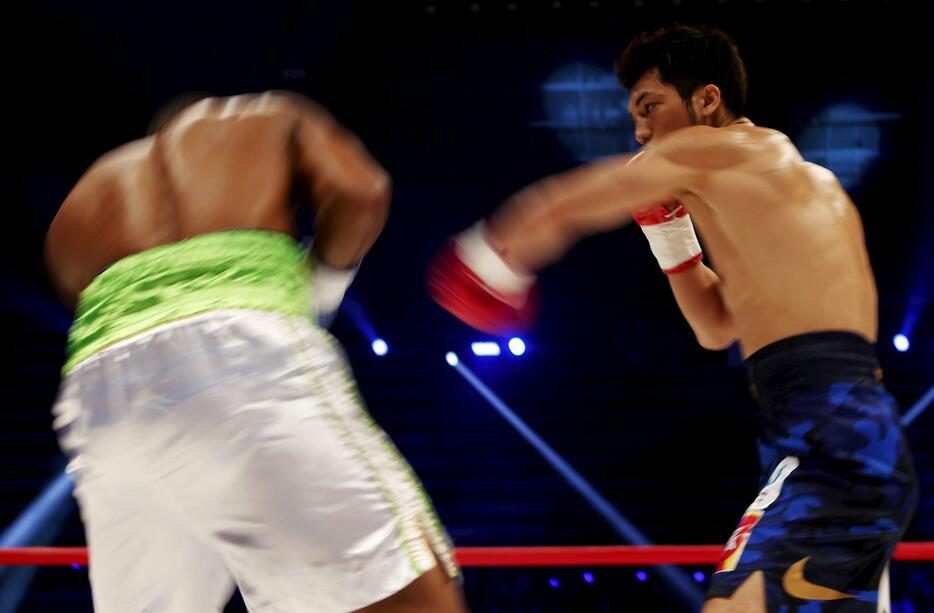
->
[894,334,910,352]
[471,341,501,357]
[371,338,388,356]
[507,337,526,356]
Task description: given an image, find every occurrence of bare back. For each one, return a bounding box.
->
[674,125,878,355]
[46,92,389,306]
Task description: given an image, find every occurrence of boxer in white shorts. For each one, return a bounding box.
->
[46,92,465,613]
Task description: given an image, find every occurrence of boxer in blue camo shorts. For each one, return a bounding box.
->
[708,331,917,611]
[424,23,919,612]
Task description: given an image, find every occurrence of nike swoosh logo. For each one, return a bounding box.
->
[767,465,788,486]
[782,557,855,601]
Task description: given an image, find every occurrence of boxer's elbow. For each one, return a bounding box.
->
[697,332,736,351]
[673,274,735,350]
[693,318,736,351]
[359,171,392,216]
[349,171,391,232]
[690,310,736,351]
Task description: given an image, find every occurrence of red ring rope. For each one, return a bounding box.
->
[1,543,933,567]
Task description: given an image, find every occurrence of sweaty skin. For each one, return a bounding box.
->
[46,92,391,307]
[485,72,877,358]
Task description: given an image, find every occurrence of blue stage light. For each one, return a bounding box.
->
[471,341,501,357]
[371,338,388,356]
[894,334,910,352]
[508,337,526,356]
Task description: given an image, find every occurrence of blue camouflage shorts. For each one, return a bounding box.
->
[707,332,917,612]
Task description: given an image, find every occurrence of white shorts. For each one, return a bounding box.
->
[53,309,457,612]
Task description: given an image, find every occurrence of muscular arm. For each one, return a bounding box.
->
[288,96,391,268]
[486,131,708,271]
[45,155,125,308]
[485,125,744,348]
[668,263,736,350]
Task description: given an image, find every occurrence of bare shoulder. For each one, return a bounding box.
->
[254,90,326,112]
[100,138,154,164]
[73,138,154,190]
[649,124,801,172]
[255,91,366,150]
[159,91,330,132]
[229,91,336,125]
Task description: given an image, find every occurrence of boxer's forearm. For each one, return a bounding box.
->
[307,178,389,326]
[310,175,391,268]
[667,263,736,350]
[485,155,637,273]
[292,94,393,269]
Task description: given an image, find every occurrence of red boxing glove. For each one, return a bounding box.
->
[426,223,538,334]
[633,198,703,274]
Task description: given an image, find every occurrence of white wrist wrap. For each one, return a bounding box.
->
[454,223,535,294]
[312,259,358,317]
[639,214,703,274]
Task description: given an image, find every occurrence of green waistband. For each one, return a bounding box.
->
[65,230,312,374]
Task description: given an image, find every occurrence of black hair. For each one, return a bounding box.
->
[616,24,748,117]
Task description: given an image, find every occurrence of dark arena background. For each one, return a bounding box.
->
[2,0,933,611]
